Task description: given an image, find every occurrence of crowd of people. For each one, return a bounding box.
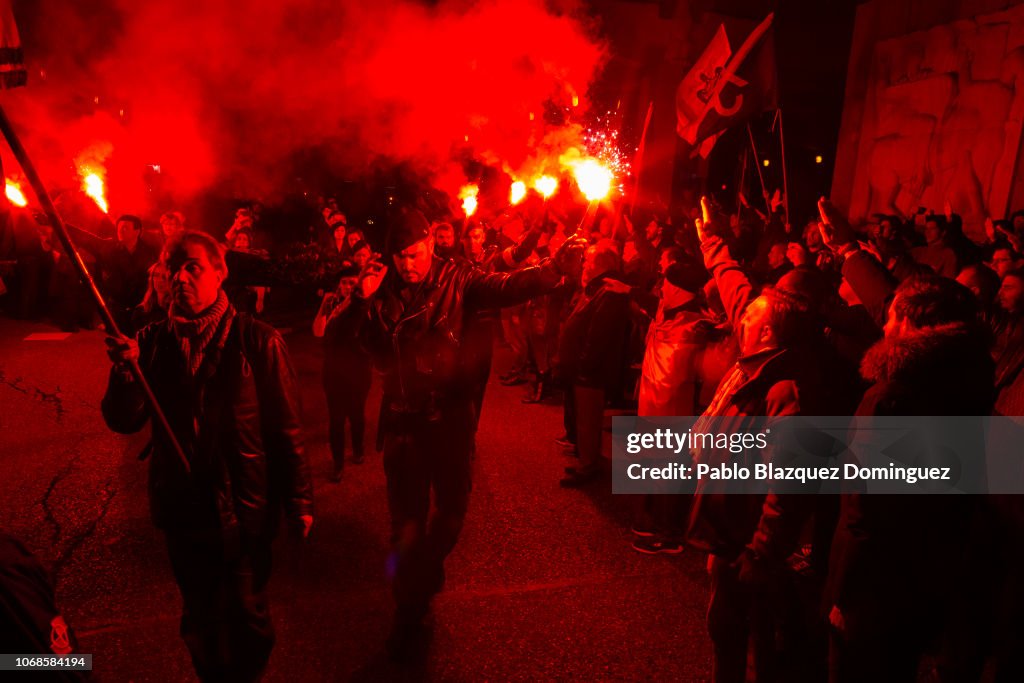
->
[259,190,1024,680]
[1,180,1023,681]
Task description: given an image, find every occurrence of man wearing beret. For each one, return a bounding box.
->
[341,207,584,658]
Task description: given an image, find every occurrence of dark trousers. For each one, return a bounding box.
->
[469,347,493,432]
[164,532,274,683]
[501,304,529,373]
[707,554,774,683]
[562,378,577,444]
[828,572,950,682]
[464,318,495,431]
[707,555,826,683]
[383,403,474,621]
[573,384,605,470]
[323,363,371,468]
[637,493,692,539]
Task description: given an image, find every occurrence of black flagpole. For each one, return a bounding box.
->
[0,105,191,474]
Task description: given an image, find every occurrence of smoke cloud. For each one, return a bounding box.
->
[5,0,607,214]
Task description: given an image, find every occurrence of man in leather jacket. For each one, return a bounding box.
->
[102,230,313,682]
[344,208,584,658]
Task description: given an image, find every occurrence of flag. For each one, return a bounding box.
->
[676,24,731,143]
[0,0,26,90]
[676,13,776,149]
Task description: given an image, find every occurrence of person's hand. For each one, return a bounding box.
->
[944,199,953,221]
[105,335,139,367]
[817,197,856,252]
[861,239,883,263]
[553,235,587,274]
[358,254,387,298]
[695,195,714,243]
[829,605,846,636]
[289,514,314,540]
[985,217,996,243]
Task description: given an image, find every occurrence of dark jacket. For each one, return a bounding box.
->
[993,311,1024,415]
[101,306,313,543]
[346,255,561,415]
[323,299,371,380]
[66,224,160,307]
[826,321,994,628]
[840,248,896,328]
[555,271,632,392]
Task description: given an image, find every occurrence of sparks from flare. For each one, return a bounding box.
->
[509,181,527,205]
[570,159,613,202]
[583,112,633,193]
[5,180,27,207]
[80,169,109,214]
[459,184,479,217]
[533,175,558,199]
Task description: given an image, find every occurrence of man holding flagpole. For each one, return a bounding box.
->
[103,231,313,682]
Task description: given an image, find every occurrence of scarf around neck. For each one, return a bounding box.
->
[170,290,230,375]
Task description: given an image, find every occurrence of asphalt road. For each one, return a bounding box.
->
[0,314,711,682]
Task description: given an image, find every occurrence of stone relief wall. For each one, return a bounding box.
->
[844,4,1024,234]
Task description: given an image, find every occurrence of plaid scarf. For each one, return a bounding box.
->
[169,290,230,375]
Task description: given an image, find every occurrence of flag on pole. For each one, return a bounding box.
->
[0,0,26,89]
[676,24,731,144]
[676,13,776,152]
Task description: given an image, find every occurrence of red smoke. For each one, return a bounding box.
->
[5,0,607,216]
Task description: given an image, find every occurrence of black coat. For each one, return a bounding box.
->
[346,255,561,414]
[102,306,313,543]
[826,322,995,628]
[555,272,631,392]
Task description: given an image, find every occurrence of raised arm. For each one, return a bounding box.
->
[696,196,755,332]
[465,236,586,309]
[817,197,895,329]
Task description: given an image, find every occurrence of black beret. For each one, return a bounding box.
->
[385,208,431,255]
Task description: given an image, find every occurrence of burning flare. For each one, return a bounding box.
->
[5,180,27,207]
[81,169,109,214]
[509,181,527,205]
[533,175,558,199]
[459,183,479,217]
[570,159,613,202]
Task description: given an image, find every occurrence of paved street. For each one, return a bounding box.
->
[0,315,711,681]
